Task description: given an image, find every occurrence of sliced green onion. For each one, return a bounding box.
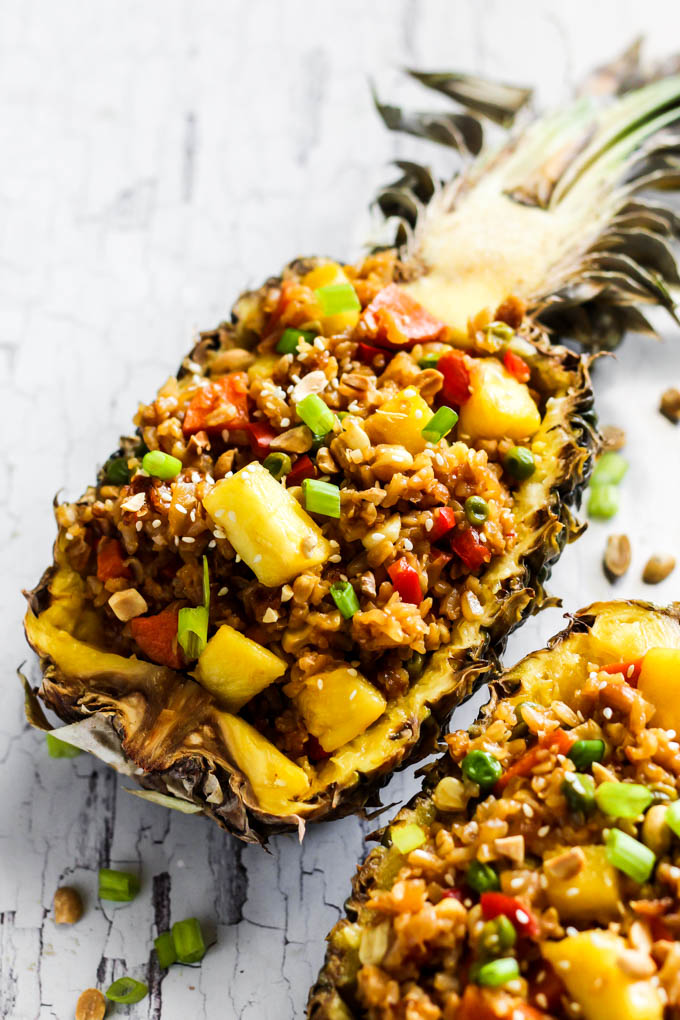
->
[568,739,605,771]
[330,581,360,619]
[485,321,515,341]
[503,446,535,480]
[595,781,653,819]
[461,749,502,790]
[475,957,519,988]
[562,773,596,815]
[296,393,337,436]
[142,450,182,480]
[45,732,81,758]
[106,977,148,1004]
[154,931,177,968]
[179,556,210,660]
[588,484,620,519]
[666,800,680,838]
[103,455,131,485]
[418,353,441,369]
[276,327,315,355]
[172,917,207,964]
[98,868,140,902]
[315,282,360,317]
[605,827,656,883]
[591,451,628,486]
[421,405,458,443]
[479,916,516,956]
[262,452,292,480]
[465,495,489,525]
[302,478,341,518]
[391,822,426,854]
[466,860,500,893]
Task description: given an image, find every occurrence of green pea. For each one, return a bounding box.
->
[418,353,441,369]
[465,495,489,525]
[466,860,500,894]
[262,452,292,480]
[568,739,605,771]
[503,446,536,481]
[510,701,541,739]
[461,750,503,790]
[406,652,426,680]
[562,772,596,815]
[478,915,516,956]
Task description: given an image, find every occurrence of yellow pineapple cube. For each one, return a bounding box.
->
[638,647,680,730]
[247,351,280,383]
[196,624,286,712]
[365,387,431,454]
[203,462,331,586]
[293,667,386,752]
[458,356,541,441]
[302,261,360,335]
[544,846,620,923]
[302,262,349,290]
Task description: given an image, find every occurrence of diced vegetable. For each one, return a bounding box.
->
[45,732,81,758]
[196,624,286,712]
[172,918,206,964]
[286,454,317,486]
[177,557,210,660]
[203,462,331,586]
[475,958,520,988]
[105,977,148,1004]
[429,506,456,542]
[330,581,360,619]
[588,484,620,519]
[98,868,140,902]
[365,386,432,454]
[262,452,292,480]
[595,781,653,819]
[605,827,656,883]
[591,451,629,486]
[480,892,539,938]
[359,283,446,349]
[503,349,531,383]
[387,557,423,604]
[96,537,131,582]
[316,283,360,318]
[276,327,315,355]
[497,729,574,792]
[568,739,605,770]
[142,450,182,480]
[182,372,249,435]
[418,352,440,369]
[421,405,458,442]
[247,352,279,383]
[296,393,337,436]
[130,607,182,669]
[464,495,489,525]
[458,357,541,441]
[562,772,596,815]
[304,263,360,334]
[466,860,500,893]
[293,667,386,752]
[303,478,341,518]
[390,822,427,854]
[247,421,278,457]
[154,932,177,968]
[667,799,680,838]
[602,657,644,683]
[462,750,503,790]
[356,341,387,367]
[458,987,544,1020]
[437,349,471,405]
[503,445,536,481]
[544,845,620,922]
[451,527,492,572]
[637,647,680,730]
[479,915,516,955]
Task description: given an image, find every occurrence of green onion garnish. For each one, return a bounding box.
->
[591,451,629,486]
[503,446,536,480]
[390,823,426,854]
[276,328,315,355]
[461,749,502,789]
[98,868,140,902]
[45,733,81,758]
[475,957,519,988]
[296,393,337,436]
[479,916,516,955]
[588,484,620,519]
[464,495,489,525]
[595,781,653,819]
[105,977,148,1004]
[103,455,131,485]
[605,827,656,883]
[418,353,441,369]
[466,860,500,894]
[178,556,210,660]
[172,917,207,963]
[262,452,292,480]
[666,800,680,838]
[302,478,341,518]
[315,282,360,317]
[154,931,177,968]
[330,581,360,619]
[568,738,605,771]
[142,450,182,480]
[562,773,596,815]
[421,406,458,443]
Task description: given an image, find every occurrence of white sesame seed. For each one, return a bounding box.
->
[538,825,550,837]
[213,529,226,540]
[175,504,188,515]
[222,430,230,442]
[182,536,195,543]
[402,538,413,551]
[349,690,357,701]
[65,532,74,541]
[208,540,216,548]
[329,554,342,563]
[425,518,433,532]
[253,554,262,563]
[317,679,323,690]
[135,520,143,531]
[603,706,613,719]
[280,418,290,427]
[218,586,228,597]
[522,803,534,818]
[228,511,236,522]
[189,509,196,522]
[235,554,241,563]
[348,668,358,677]
[213,508,225,518]
[152,519,161,528]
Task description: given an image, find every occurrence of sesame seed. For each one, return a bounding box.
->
[214,508,225,519]
[348,668,358,677]
[235,554,241,563]
[603,706,613,719]
[537,825,550,837]
[136,520,143,531]
[208,540,216,548]
[522,803,533,818]
[253,554,262,563]
[65,532,74,541]
[280,418,290,427]
[152,519,161,528]
[175,504,188,515]
[182,536,195,543]
[317,679,323,689]
[402,538,413,551]
[329,554,342,563]
[425,518,433,532]
[222,430,230,442]
[213,529,226,540]
[228,511,236,522]
[218,587,228,597]
[349,690,357,701]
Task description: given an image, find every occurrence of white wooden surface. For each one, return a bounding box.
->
[2,2,680,1017]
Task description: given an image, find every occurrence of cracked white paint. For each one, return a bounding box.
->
[2,1,680,1017]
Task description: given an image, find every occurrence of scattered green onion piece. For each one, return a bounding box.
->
[588,484,620,520]
[391,822,426,854]
[45,732,81,758]
[466,860,500,894]
[172,917,207,964]
[418,353,441,369]
[276,327,315,355]
[479,916,516,956]
[464,495,489,525]
[154,931,177,969]
[666,800,680,838]
[605,827,656,883]
[561,773,596,815]
[406,651,426,680]
[503,446,535,481]
[476,957,519,988]
[262,452,292,480]
[485,321,515,341]
[595,781,653,819]
[296,392,337,436]
[106,977,148,1004]
[302,478,341,518]
[591,451,628,486]
[315,282,360,317]
[568,739,605,771]
[104,455,131,485]
[98,868,140,902]
[178,606,208,660]
[421,405,458,443]
[461,749,503,790]
[330,581,360,619]
[142,450,182,481]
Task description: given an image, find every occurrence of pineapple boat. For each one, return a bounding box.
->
[309,601,680,1020]
[23,55,680,842]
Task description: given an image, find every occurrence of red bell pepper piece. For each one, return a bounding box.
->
[440,888,464,902]
[286,455,317,487]
[437,349,471,406]
[359,284,446,350]
[356,341,389,367]
[481,892,540,938]
[451,527,491,572]
[503,349,531,383]
[649,916,674,942]
[601,657,644,686]
[96,537,131,582]
[458,986,546,1020]
[429,506,456,542]
[247,422,278,457]
[305,736,331,763]
[496,728,575,793]
[387,557,423,605]
[130,607,183,669]
[183,372,249,435]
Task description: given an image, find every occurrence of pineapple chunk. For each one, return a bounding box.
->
[542,930,663,1020]
[590,603,680,661]
[458,356,541,441]
[638,647,680,730]
[248,351,280,383]
[203,462,331,586]
[544,846,620,922]
[302,262,360,334]
[294,667,386,752]
[196,624,286,712]
[365,387,431,454]
[217,712,310,815]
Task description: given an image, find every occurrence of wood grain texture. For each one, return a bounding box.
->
[2,1,680,1016]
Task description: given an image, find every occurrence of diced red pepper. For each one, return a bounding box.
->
[130,607,183,670]
[247,421,278,457]
[96,537,131,582]
[286,455,317,487]
[429,506,456,542]
[387,557,423,605]
[183,372,249,435]
[359,284,446,350]
[437,349,471,406]
[305,736,331,763]
[458,986,546,1020]
[481,892,540,938]
[440,888,464,902]
[601,657,644,686]
[356,341,389,368]
[503,349,531,383]
[649,916,674,942]
[495,728,575,793]
[451,527,491,572]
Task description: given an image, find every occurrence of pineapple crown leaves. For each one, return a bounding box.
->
[373,42,680,350]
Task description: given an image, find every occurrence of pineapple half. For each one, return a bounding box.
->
[308,601,680,1020]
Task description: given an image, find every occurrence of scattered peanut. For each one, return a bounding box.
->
[660,387,680,424]
[75,987,106,1020]
[603,533,631,581]
[601,424,626,452]
[54,885,83,925]
[642,555,676,585]
[641,803,672,857]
